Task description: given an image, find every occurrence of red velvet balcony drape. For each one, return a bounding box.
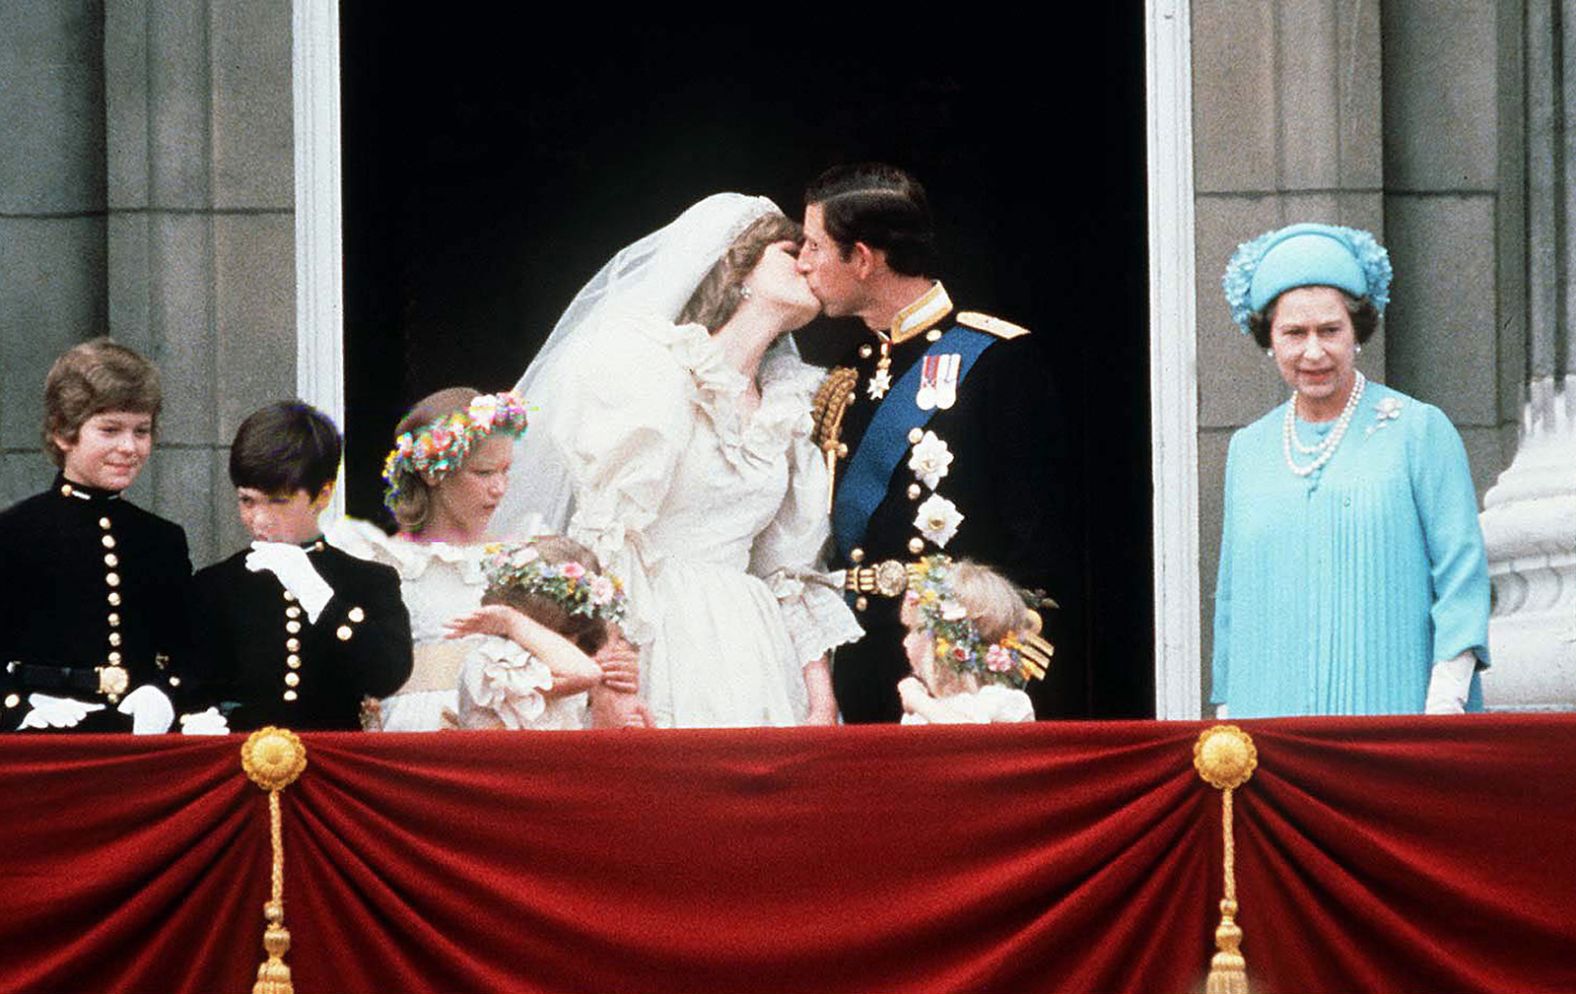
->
[2,717,1573,994]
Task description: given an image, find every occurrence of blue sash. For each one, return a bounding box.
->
[832,326,997,560]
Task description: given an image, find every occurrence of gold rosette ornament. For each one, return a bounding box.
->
[1194,725,1257,994]
[242,728,308,994]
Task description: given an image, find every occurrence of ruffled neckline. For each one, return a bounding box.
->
[649,321,819,468]
[325,517,489,583]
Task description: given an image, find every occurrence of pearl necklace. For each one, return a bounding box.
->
[1282,371,1366,477]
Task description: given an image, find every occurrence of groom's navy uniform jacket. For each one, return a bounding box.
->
[823,282,1063,723]
[192,539,413,731]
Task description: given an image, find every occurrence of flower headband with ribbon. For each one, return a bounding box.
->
[903,555,1052,689]
[1221,222,1392,333]
[382,391,529,510]
[481,540,628,626]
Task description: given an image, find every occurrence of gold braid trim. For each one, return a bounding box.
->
[243,728,307,994]
[1195,725,1256,994]
[812,367,860,512]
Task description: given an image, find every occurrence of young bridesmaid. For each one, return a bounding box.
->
[448,536,641,730]
[896,556,1052,725]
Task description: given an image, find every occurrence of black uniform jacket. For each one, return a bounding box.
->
[193,542,413,731]
[830,308,1064,723]
[0,475,196,732]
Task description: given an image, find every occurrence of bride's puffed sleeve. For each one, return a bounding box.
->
[550,316,698,645]
[749,359,864,666]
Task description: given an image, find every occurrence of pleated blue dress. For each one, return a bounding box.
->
[1211,381,1491,717]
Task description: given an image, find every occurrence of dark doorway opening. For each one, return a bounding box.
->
[339,13,1154,718]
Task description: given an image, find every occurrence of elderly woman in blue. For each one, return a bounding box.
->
[1212,223,1491,717]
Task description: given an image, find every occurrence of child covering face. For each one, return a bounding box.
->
[896,557,1051,725]
[448,537,644,730]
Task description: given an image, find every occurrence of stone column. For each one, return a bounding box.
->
[1478,0,1576,711]
[105,0,296,566]
[1190,0,1385,693]
[0,3,107,503]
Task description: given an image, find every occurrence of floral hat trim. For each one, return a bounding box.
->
[1221,223,1393,333]
[382,391,529,511]
[481,540,628,626]
[903,556,1050,690]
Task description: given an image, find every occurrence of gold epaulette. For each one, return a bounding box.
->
[956,310,1030,340]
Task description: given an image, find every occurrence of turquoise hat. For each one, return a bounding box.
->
[1221,222,1392,333]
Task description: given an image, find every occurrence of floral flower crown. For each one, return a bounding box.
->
[481,540,628,626]
[382,391,530,510]
[903,556,1052,690]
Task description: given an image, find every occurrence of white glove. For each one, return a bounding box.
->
[246,542,334,623]
[18,693,105,730]
[1424,651,1477,715]
[117,684,176,734]
[179,707,230,735]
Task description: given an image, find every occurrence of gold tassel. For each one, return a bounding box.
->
[1195,726,1257,994]
[242,728,308,994]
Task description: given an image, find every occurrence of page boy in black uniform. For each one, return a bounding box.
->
[0,338,217,733]
[194,401,412,730]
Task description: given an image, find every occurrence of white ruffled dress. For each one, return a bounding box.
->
[328,519,540,732]
[551,315,863,727]
[454,635,589,731]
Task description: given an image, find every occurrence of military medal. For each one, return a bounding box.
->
[866,336,893,400]
[934,353,962,410]
[915,355,941,410]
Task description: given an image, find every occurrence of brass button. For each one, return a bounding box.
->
[285,606,302,619]
[107,591,121,606]
[285,620,301,634]
[107,612,120,627]
[3,693,18,709]
[925,328,943,343]
[283,690,298,702]
[907,428,924,444]
[908,537,925,555]
[286,638,301,652]
[98,516,112,530]
[282,591,296,603]
[105,572,121,588]
[108,651,122,664]
[286,654,301,669]
[284,672,301,688]
[850,548,865,564]
[854,596,869,611]
[104,553,118,568]
[102,535,116,549]
[347,606,365,623]
[168,676,181,687]
[907,484,922,500]
[108,632,122,647]
[336,625,353,641]
[60,484,73,497]
[858,344,873,359]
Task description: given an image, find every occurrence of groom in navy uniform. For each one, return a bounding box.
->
[797,163,1063,723]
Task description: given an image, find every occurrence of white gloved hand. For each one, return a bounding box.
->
[18,693,106,730]
[117,684,176,734]
[1424,651,1477,715]
[179,707,230,735]
[246,542,334,623]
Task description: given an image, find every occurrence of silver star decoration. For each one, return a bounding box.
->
[866,367,892,400]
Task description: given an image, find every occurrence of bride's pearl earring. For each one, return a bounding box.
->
[1355,344,1363,354]
[1266,348,1274,358]
[739,285,753,300]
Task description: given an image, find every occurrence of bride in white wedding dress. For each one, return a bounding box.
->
[496,194,861,727]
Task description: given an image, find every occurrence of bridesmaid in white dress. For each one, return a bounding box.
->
[498,194,863,727]
[329,387,616,731]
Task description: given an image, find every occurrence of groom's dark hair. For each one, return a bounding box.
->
[804,163,936,277]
